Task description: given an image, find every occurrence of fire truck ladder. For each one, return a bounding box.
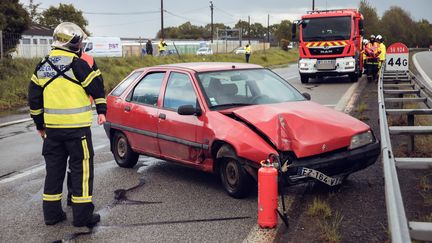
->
[378,67,432,242]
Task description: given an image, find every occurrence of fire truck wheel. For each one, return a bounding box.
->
[300,74,309,84]
[220,157,252,198]
[113,131,139,168]
[349,73,358,82]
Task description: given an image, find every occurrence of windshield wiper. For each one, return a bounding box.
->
[211,103,254,109]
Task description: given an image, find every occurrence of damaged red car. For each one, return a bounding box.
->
[104,63,380,198]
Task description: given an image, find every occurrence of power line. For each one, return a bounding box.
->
[23,4,159,16]
[83,11,159,15]
[214,6,235,18]
[164,9,207,24]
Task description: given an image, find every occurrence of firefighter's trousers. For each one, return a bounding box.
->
[42,127,95,225]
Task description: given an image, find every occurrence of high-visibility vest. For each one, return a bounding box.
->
[245,46,251,54]
[158,41,167,52]
[80,52,94,67]
[378,43,386,61]
[31,49,92,128]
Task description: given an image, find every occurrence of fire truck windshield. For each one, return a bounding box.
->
[301,16,351,42]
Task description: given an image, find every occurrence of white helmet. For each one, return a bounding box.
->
[363,39,369,45]
[52,22,87,52]
[376,35,383,42]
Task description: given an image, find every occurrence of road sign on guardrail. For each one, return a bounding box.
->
[386,42,409,71]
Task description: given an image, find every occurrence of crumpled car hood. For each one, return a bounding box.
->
[230,101,370,158]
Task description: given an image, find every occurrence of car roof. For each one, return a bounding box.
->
[137,62,263,72]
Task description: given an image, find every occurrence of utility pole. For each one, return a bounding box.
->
[210,1,214,43]
[160,0,164,38]
[267,14,270,43]
[248,15,250,44]
[312,0,315,11]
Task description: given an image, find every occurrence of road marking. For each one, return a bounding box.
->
[413,53,432,85]
[323,104,337,108]
[0,118,32,128]
[334,78,365,113]
[285,75,298,80]
[0,143,109,184]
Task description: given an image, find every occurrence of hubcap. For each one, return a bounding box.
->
[225,161,239,186]
[117,137,127,158]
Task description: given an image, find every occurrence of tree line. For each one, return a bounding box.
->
[359,0,431,47]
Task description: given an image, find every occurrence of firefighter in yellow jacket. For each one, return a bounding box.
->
[28,22,106,227]
[245,44,251,63]
[376,35,386,70]
[158,38,167,56]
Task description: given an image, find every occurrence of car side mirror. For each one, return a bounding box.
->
[302,92,311,100]
[178,105,201,116]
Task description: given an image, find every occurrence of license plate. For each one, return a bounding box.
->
[300,168,343,186]
[316,59,336,70]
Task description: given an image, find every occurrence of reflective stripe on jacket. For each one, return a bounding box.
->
[33,49,92,128]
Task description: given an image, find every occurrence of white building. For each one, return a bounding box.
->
[14,24,53,58]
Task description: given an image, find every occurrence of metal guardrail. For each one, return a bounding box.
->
[378,67,432,242]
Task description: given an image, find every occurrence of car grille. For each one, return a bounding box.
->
[308,46,344,55]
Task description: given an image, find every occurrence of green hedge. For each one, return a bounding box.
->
[0,48,298,111]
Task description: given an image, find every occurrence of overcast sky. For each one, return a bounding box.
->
[19,0,432,38]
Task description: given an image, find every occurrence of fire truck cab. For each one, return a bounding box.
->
[292,9,364,83]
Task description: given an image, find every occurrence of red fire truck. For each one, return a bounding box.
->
[292,9,365,83]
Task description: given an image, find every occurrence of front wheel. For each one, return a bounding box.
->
[112,131,139,168]
[219,158,253,198]
[349,73,358,82]
[300,74,309,84]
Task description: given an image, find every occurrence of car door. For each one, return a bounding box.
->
[157,71,207,164]
[122,72,166,157]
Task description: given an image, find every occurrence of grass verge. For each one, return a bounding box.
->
[307,197,343,243]
[0,48,298,111]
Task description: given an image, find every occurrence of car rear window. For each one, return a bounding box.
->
[110,71,143,97]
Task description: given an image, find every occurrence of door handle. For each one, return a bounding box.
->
[124,106,131,112]
[159,113,166,120]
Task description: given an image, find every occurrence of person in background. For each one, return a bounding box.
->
[146,39,153,56]
[158,38,167,56]
[362,38,369,69]
[245,44,251,63]
[28,22,106,228]
[376,35,386,70]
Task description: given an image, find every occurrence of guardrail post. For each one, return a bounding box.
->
[408,114,414,153]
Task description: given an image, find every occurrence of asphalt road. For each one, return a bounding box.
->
[0,64,356,242]
[414,51,432,81]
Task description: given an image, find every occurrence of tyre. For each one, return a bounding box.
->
[219,158,253,198]
[349,73,358,82]
[112,131,139,168]
[300,74,309,84]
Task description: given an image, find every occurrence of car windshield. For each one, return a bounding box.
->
[198,48,208,51]
[301,16,351,41]
[197,69,305,110]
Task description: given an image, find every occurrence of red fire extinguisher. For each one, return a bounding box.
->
[258,157,278,228]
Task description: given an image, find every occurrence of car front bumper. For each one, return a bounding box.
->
[281,140,381,183]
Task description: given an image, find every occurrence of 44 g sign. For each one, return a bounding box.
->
[385,42,409,71]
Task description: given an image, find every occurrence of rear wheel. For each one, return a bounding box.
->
[112,131,139,168]
[300,74,309,84]
[219,158,253,198]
